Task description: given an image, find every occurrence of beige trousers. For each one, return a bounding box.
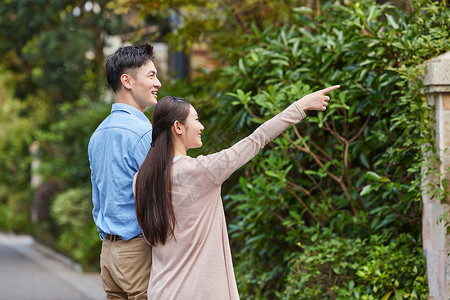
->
[100,237,152,300]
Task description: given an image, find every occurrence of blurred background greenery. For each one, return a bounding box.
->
[0,0,449,299]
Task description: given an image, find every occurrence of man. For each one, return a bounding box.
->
[88,44,161,299]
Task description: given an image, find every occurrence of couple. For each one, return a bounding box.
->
[89,44,339,299]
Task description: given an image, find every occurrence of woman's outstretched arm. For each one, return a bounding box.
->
[195,85,340,185]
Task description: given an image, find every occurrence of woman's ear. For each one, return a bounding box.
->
[173,120,183,135]
[120,73,132,90]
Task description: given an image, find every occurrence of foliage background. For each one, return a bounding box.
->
[0,0,449,298]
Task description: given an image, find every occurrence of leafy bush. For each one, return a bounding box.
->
[0,69,45,233]
[51,187,100,270]
[37,99,110,187]
[218,0,450,298]
[34,100,112,270]
[283,234,427,299]
[0,192,33,233]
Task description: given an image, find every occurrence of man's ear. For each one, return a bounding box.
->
[173,120,183,135]
[120,73,132,90]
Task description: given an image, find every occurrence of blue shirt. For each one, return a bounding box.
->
[88,103,152,241]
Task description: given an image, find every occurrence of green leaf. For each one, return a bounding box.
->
[265,170,280,178]
[292,7,312,14]
[381,290,393,300]
[270,59,290,67]
[360,154,370,169]
[360,185,373,196]
[238,58,247,74]
[385,14,399,29]
[365,171,381,181]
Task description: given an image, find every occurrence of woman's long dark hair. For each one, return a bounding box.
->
[135,96,191,246]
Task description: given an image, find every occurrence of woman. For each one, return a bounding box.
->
[134,85,339,299]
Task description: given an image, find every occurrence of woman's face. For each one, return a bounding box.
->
[182,105,204,150]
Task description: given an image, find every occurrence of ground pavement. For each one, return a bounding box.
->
[0,232,104,300]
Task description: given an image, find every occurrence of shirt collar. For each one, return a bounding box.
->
[111,103,149,122]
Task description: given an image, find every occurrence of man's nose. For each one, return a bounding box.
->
[155,77,162,88]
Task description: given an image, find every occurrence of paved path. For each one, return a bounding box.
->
[0,232,104,300]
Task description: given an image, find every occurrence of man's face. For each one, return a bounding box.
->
[129,60,161,111]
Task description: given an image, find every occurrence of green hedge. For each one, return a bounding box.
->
[284,234,427,299]
[218,0,449,298]
[51,187,100,270]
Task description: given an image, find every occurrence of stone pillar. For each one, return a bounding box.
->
[423,51,450,300]
[29,141,42,188]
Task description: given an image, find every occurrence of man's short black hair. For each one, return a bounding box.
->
[105,44,155,93]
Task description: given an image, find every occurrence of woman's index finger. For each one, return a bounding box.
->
[321,85,340,94]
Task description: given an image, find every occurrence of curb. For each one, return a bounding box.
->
[31,240,83,273]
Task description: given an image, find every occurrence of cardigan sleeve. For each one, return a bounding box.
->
[195,100,307,185]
